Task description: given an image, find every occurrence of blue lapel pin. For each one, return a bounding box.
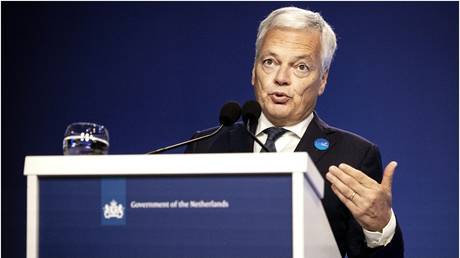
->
[314,138,329,151]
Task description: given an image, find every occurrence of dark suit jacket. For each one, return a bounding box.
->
[185,112,404,258]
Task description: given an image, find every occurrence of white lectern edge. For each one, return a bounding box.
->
[24,153,332,258]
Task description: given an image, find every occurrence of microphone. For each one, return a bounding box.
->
[219,101,241,126]
[242,100,261,126]
[241,100,269,152]
[147,101,241,154]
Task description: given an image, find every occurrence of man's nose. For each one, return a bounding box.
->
[274,66,290,86]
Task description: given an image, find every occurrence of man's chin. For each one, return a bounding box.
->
[265,103,290,115]
[264,110,291,125]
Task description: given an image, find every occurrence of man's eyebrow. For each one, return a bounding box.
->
[259,51,279,59]
[259,52,314,62]
[292,55,314,62]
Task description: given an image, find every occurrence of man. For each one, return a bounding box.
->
[186,6,404,257]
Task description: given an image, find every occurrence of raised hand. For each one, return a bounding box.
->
[325,161,397,232]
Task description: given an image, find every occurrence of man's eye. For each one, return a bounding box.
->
[297,64,309,71]
[263,59,274,66]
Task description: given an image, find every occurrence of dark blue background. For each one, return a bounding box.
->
[2,2,458,258]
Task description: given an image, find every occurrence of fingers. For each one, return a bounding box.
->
[326,172,358,205]
[326,165,368,196]
[330,184,361,214]
[338,163,377,188]
[381,161,398,191]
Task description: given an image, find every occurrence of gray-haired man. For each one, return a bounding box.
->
[187,7,404,257]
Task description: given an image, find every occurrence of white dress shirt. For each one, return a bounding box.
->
[253,112,396,247]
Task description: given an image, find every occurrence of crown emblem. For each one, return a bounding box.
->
[103,200,125,219]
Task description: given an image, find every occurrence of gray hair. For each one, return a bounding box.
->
[255,6,337,73]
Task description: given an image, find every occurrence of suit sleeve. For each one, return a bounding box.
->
[347,145,405,258]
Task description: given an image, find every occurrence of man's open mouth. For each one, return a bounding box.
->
[270,92,291,104]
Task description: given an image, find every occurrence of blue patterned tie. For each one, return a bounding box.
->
[261,127,288,152]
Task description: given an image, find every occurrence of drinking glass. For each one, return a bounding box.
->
[63,122,109,155]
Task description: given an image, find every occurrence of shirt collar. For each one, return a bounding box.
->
[255,112,314,139]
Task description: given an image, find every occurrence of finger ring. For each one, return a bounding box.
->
[349,191,356,201]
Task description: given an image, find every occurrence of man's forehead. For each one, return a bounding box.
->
[260,28,321,59]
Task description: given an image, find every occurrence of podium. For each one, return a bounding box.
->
[24,153,340,258]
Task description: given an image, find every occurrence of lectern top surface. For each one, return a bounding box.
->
[24,153,313,176]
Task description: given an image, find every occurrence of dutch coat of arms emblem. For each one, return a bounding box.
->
[103,200,125,219]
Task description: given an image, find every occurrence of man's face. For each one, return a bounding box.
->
[252,28,328,126]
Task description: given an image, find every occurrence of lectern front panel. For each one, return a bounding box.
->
[39,174,292,258]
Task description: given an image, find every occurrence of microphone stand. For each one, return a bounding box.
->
[147,124,224,154]
[245,120,270,152]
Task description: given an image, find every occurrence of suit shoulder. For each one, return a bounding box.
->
[185,123,246,153]
[315,114,377,149]
[326,124,379,152]
[330,126,376,145]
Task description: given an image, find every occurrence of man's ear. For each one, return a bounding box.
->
[318,69,329,96]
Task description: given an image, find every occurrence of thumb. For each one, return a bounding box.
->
[381,161,398,191]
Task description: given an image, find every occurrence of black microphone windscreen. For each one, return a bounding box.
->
[219,101,241,126]
[242,100,261,124]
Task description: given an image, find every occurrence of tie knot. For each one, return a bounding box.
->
[263,127,288,142]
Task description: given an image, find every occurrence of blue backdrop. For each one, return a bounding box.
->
[2,2,458,258]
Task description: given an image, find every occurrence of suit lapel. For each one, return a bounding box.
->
[295,112,336,166]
